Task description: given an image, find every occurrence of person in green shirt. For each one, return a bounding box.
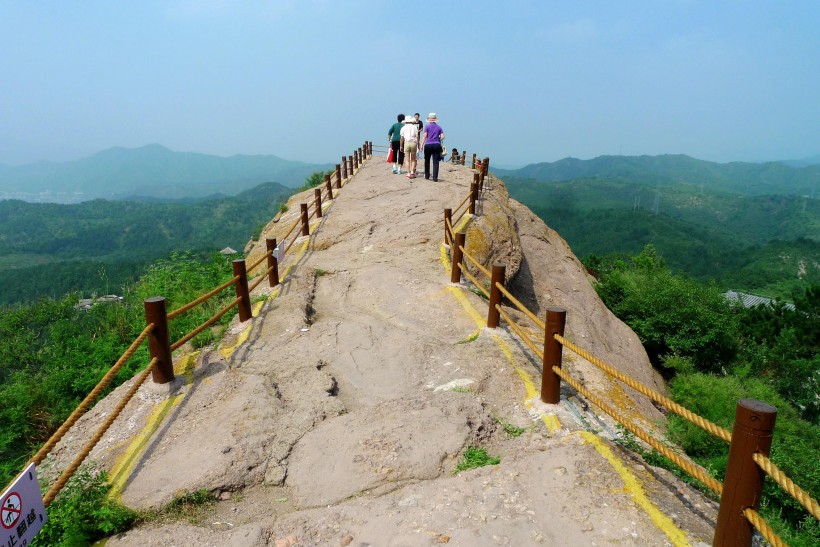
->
[388,113,406,174]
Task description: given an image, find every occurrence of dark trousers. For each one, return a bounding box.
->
[424,144,442,180]
[391,141,404,166]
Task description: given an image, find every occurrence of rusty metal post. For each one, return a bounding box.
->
[265,238,280,287]
[300,203,309,236]
[335,164,342,189]
[450,232,466,283]
[314,188,323,218]
[713,399,778,547]
[469,182,478,215]
[342,156,348,181]
[232,260,252,322]
[487,263,506,328]
[471,154,477,169]
[325,174,333,199]
[541,308,567,403]
[444,208,453,246]
[144,297,175,384]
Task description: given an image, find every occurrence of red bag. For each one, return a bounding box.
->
[387,148,394,163]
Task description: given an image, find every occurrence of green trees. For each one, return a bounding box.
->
[594,245,738,373]
[594,246,820,545]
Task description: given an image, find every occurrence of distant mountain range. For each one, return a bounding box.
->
[0,144,332,203]
[493,154,820,196]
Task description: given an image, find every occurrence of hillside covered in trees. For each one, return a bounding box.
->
[499,155,819,298]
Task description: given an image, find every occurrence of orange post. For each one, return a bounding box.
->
[314,188,323,218]
[713,399,778,547]
[487,263,506,328]
[265,238,280,287]
[450,232,466,284]
[300,203,309,236]
[444,208,453,246]
[233,260,252,322]
[540,308,567,403]
[144,297,175,384]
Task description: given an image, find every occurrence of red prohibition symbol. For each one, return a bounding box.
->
[1,491,22,529]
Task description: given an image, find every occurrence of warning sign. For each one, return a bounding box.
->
[1,463,47,545]
[1,493,21,529]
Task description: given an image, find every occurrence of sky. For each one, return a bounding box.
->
[2,1,819,169]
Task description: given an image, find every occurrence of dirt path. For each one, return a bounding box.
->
[54,156,717,545]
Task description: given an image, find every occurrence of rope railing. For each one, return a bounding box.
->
[28,322,156,468]
[167,275,241,320]
[441,154,818,545]
[743,508,786,547]
[170,296,243,351]
[753,453,820,520]
[43,358,158,506]
[555,333,733,444]
[15,140,374,518]
[552,364,724,494]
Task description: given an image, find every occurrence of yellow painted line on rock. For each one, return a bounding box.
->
[107,352,199,501]
[578,431,691,547]
[439,245,561,434]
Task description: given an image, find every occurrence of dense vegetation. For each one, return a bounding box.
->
[595,246,819,545]
[0,182,293,304]
[502,157,819,299]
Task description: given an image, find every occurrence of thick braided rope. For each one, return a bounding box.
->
[247,249,272,273]
[171,297,242,351]
[553,365,724,494]
[460,267,490,299]
[743,508,786,547]
[459,245,492,279]
[285,230,302,254]
[280,215,302,244]
[497,306,544,358]
[43,358,157,507]
[167,275,240,320]
[555,334,733,444]
[248,265,274,293]
[308,207,317,221]
[28,323,154,468]
[494,282,546,331]
[753,453,820,521]
[445,217,454,242]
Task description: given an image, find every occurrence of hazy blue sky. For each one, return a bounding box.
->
[2,1,819,168]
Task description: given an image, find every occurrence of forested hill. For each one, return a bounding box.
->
[0,181,294,304]
[494,154,820,196]
[0,144,332,202]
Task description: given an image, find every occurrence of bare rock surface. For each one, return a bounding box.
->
[43,157,717,545]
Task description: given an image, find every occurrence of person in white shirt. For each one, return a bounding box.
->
[400,118,420,179]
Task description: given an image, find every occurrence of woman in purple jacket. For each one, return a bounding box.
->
[419,113,445,182]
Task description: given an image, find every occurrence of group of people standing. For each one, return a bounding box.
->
[388,112,445,181]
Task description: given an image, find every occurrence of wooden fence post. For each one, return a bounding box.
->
[450,232,466,284]
[233,260,252,322]
[325,174,333,199]
[300,203,309,236]
[266,238,280,287]
[348,155,354,176]
[487,263,506,328]
[314,188,323,218]
[461,151,466,165]
[353,150,359,171]
[713,399,778,547]
[335,164,342,189]
[480,157,489,187]
[541,308,567,403]
[144,297,174,384]
[469,182,478,215]
[472,154,477,169]
[358,147,363,164]
[342,156,348,181]
[444,208,453,246]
